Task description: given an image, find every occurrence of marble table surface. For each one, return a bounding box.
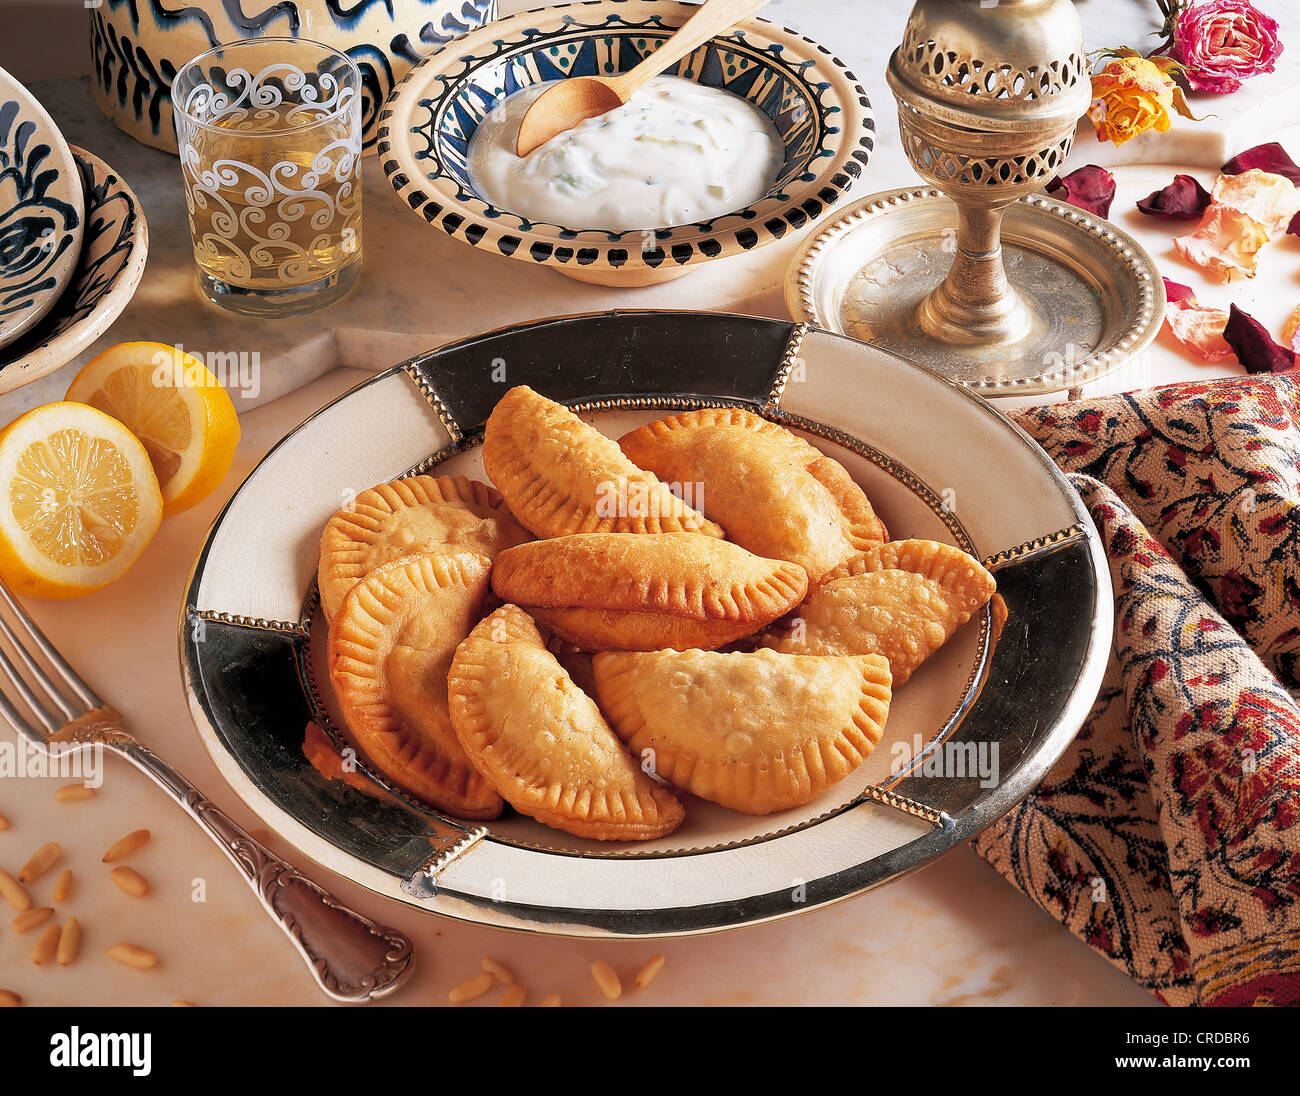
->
[1,0,1298,1007]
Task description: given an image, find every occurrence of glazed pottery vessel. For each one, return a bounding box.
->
[89,0,497,153]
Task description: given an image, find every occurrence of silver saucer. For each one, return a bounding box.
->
[785,187,1166,397]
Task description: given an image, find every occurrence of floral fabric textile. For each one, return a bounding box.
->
[972,375,1300,1006]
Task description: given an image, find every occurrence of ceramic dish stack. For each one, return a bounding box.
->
[0,68,149,397]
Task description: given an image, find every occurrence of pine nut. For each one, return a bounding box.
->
[18,842,60,883]
[52,869,73,903]
[481,956,515,984]
[635,953,666,990]
[448,971,494,1004]
[589,960,622,1000]
[498,984,526,1007]
[31,923,61,965]
[0,811,9,830]
[107,943,157,969]
[102,829,150,863]
[110,866,149,897]
[56,918,80,966]
[0,869,31,911]
[55,784,95,803]
[0,989,20,1006]
[541,994,562,1007]
[11,906,53,933]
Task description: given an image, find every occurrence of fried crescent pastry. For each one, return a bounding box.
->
[618,408,887,583]
[447,605,685,841]
[481,386,723,539]
[327,552,503,819]
[318,474,530,620]
[593,648,892,815]
[766,540,996,686]
[490,533,808,651]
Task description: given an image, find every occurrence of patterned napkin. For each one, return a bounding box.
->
[971,374,1300,1007]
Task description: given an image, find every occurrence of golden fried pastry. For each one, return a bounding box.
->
[481,385,723,539]
[328,553,503,819]
[490,533,808,651]
[765,539,996,686]
[447,605,685,841]
[318,474,530,620]
[593,648,892,815]
[618,408,887,583]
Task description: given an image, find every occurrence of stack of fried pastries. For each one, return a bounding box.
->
[320,386,996,841]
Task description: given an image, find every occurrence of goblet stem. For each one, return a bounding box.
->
[916,199,1034,347]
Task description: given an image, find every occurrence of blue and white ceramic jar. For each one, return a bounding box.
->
[89,0,496,153]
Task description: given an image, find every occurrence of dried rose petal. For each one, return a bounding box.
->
[1174,205,1272,279]
[1211,169,1300,233]
[1137,174,1212,219]
[1221,142,1300,186]
[1223,303,1296,373]
[1165,298,1234,361]
[1045,165,1116,218]
[1289,211,1300,238]
[1283,304,1300,354]
[1162,276,1197,304]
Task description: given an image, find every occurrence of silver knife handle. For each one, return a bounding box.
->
[111,735,414,1002]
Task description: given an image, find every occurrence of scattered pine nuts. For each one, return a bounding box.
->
[0,989,20,1006]
[0,869,31,912]
[31,922,61,965]
[11,906,53,934]
[498,984,526,1007]
[0,811,9,830]
[106,943,157,970]
[18,842,60,883]
[52,869,73,903]
[102,829,150,863]
[589,960,622,1000]
[541,994,562,1007]
[481,956,515,984]
[56,918,80,966]
[109,866,149,897]
[635,954,666,990]
[448,971,494,1004]
[55,784,95,803]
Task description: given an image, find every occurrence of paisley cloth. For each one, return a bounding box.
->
[972,374,1300,1007]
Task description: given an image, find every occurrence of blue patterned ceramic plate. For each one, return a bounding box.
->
[378,0,874,286]
[181,313,1111,938]
[0,145,149,395]
[0,69,84,352]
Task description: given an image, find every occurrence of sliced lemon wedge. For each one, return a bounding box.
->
[65,342,241,515]
[0,402,164,598]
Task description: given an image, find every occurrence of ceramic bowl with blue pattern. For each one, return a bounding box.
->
[89,0,497,154]
[379,0,874,286]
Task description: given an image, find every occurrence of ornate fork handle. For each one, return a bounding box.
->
[92,727,413,1002]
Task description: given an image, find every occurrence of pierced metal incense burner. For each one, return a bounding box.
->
[887,0,1091,348]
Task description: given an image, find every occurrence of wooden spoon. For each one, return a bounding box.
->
[514,0,771,157]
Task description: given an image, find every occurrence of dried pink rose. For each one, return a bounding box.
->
[1223,303,1295,373]
[1136,174,1212,218]
[1045,165,1116,218]
[1161,279,1233,360]
[1172,0,1283,94]
[1221,142,1300,185]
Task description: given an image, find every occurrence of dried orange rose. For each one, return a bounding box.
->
[1088,57,1177,146]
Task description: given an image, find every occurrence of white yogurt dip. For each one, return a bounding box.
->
[467,75,784,232]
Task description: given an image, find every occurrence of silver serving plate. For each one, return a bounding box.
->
[785,187,1166,397]
[180,311,1112,938]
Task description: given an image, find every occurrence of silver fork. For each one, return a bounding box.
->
[0,580,414,1002]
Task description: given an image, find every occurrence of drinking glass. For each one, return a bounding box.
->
[172,37,363,317]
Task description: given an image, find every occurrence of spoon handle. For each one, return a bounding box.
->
[616,0,771,97]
